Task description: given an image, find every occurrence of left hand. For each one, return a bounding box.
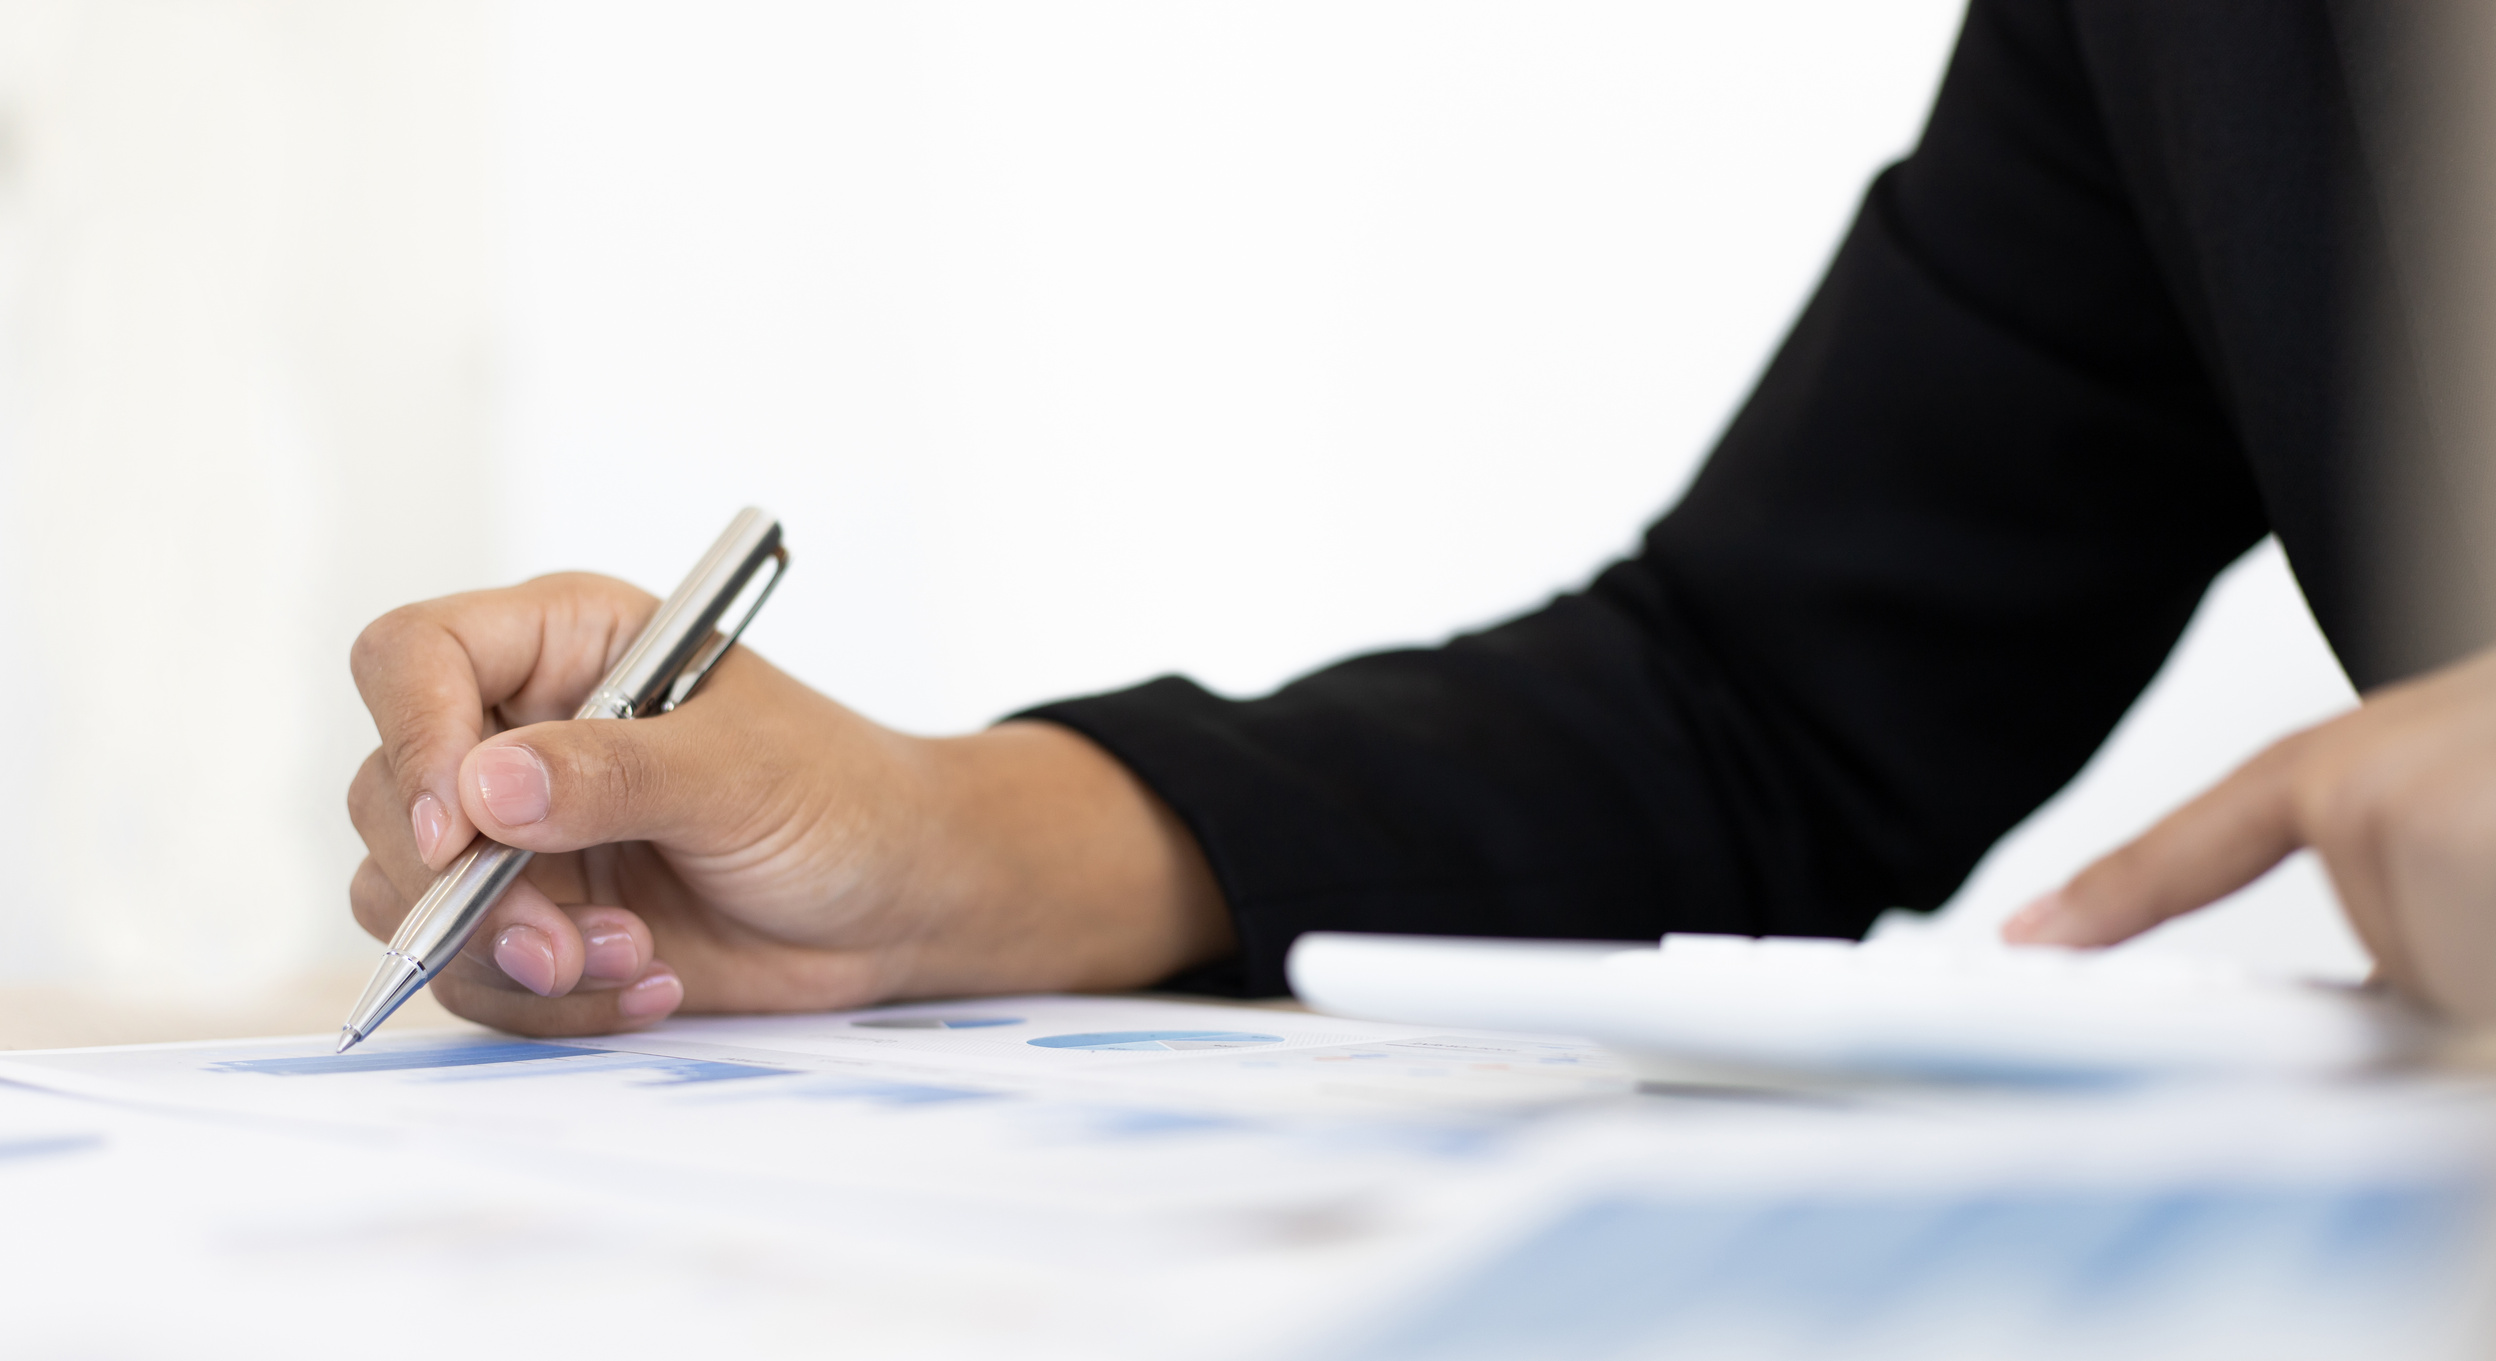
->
[2003,644,2496,1023]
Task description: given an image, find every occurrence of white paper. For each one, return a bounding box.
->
[5,996,2492,1361]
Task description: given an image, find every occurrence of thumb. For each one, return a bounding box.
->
[457,703,741,854]
[2002,739,2306,948]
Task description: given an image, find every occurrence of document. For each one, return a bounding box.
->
[0,997,1641,1360]
[0,1075,1172,1361]
[0,996,1636,1256]
[4,995,2491,1361]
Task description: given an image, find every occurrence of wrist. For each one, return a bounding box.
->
[897,721,1233,996]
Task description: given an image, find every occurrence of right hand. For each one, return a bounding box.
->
[345,572,1232,1037]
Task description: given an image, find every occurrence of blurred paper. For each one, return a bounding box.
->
[4,997,2493,1361]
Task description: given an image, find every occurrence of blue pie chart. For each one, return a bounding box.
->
[1029,1030,1285,1052]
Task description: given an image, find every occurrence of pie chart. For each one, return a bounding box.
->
[852,1016,1024,1030]
[1028,1030,1285,1052]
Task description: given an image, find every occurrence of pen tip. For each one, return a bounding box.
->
[334,1029,359,1055]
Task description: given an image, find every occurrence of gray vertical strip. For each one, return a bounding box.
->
[2347,0,2496,676]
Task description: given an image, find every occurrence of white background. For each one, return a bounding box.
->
[0,0,2364,997]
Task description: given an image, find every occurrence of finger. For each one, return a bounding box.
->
[2278,719,2427,996]
[567,904,655,988]
[350,574,657,873]
[2311,840,2422,1001]
[349,856,409,942]
[454,875,592,998]
[2326,742,2494,1010]
[2004,736,2307,947]
[356,753,654,979]
[347,748,441,902]
[454,646,789,855]
[424,958,685,1037]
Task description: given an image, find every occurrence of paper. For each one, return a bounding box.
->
[0,1075,1282,1361]
[4,995,2492,1361]
[0,997,1641,1360]
[1325,1084,2496,1361]
[0,997,1633,1250]
[1285,931,2417,1082]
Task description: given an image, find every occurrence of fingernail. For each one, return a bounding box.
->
[475,745,551,827]
[494,925,560,997]
[410,793,450,866]
[617,964,682,1020]
[582,925,638,982]
[2002,890,2066,943]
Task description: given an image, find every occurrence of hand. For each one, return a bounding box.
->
[345,572,1232,1036]
[2003,644,2496,1022]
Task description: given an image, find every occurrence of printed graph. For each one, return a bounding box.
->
[210,1041,599,1076]
[1028,1030,1284,1052]
[0,1134,105,1163]
[1332,1181,2481,1361]
[209,1042,792,1085]
[425,1053,792,1085]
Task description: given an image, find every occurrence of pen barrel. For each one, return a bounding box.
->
[386,838,536,974]
[596,507,786,719]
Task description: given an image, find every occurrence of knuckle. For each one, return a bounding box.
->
[379,725,439,794]
[354,613,468,790]
[584,730,661,825]
[349,604,431,683]
[346,750,386,820]
[2290,735,2374,848]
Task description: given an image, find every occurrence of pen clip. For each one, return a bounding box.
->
[657,541,790,714]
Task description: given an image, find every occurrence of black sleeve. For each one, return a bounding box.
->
[1018,0,2270,997]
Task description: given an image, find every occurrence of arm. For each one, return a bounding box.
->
[354,1,2392,1029]
[1026,0,2267,993]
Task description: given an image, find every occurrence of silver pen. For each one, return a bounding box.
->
[336,508,791,1053]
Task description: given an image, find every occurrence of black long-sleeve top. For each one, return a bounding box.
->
[1023,0,2407,996]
